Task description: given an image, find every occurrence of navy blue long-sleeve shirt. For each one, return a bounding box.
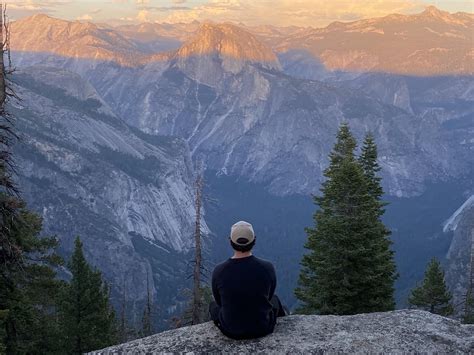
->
[211,255,277,339]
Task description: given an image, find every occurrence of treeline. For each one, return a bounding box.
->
[295,124,473,323]
[0,197,154,354]
[1,222,117,354]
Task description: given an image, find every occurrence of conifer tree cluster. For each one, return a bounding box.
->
[59,237,118,353]
[408,258,453,316]
[0,206,64,353]
[295,124,397,315]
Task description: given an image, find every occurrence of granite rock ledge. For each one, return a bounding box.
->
[90,310,474,354]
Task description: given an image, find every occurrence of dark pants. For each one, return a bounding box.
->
[209,294,287,326]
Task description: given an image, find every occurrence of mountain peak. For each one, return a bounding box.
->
[11,14,147,67]
[29,13,52,20]
[418,5,463,23]
[422,5,448,17]
[176,23,280,70]
[19,13,70,26]
[14,13,97,33]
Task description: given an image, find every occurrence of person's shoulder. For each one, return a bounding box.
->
[212,259,231,275]
[253,256,275,272]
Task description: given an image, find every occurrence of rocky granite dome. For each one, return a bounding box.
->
[90,310,474,354]
[444,194,474,315]
[10,66,206,313]
[175,23,281,82]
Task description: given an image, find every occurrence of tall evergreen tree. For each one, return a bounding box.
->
[358,132,397,311]
[59,237,117,354]
[0,207,64,354]
[295,124,396,314]
[408,258,453,316]
[359,133,384,199]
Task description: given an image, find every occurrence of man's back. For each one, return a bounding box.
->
[211,255,276,339]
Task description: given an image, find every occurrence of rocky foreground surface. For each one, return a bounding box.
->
[90,310,474,354]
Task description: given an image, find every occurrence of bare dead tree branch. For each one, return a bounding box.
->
[191,164,204,325]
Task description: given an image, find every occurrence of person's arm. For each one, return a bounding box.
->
[268,263,277,299]
[211,268,222,306]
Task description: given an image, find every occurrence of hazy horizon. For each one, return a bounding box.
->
[7,0,474,28]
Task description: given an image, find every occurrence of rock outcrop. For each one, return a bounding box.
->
[10,66,206,314]
[444,195,474,315]
[90,310,474,354]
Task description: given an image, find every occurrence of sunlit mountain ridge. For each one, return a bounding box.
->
[11,6,473,75]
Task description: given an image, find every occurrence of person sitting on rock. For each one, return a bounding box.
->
[209,220,288,339]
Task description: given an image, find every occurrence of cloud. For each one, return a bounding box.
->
[141,6,191,12]
[8,0,72,19]
[149,0,427,27]
[136,9,150,22]
[76,14,93,21]
[74,7,101,21]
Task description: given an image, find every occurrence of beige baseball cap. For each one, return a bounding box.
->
[230,221,255,245]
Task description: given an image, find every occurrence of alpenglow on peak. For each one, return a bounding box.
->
[175,23,281,71]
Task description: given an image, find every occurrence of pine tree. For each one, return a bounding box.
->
[295,124,396,314]
[408,258,453,316]
[463,290,474,324]
[59,237,117,354]
[358,133,397,311]
[359,133,384,199]
[0,208,64,353]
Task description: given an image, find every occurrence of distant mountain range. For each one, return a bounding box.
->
[11,10,473,196]
[12,6,473,75]
[8,6,474,322]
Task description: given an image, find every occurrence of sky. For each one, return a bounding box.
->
[6,0,474,27]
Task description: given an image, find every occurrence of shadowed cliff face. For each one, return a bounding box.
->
[10,67,207,321]
[444,195,474,315]
[89,310,474,354]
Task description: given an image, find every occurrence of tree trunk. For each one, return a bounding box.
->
[191,173,203,325]
[0,3,5,108]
